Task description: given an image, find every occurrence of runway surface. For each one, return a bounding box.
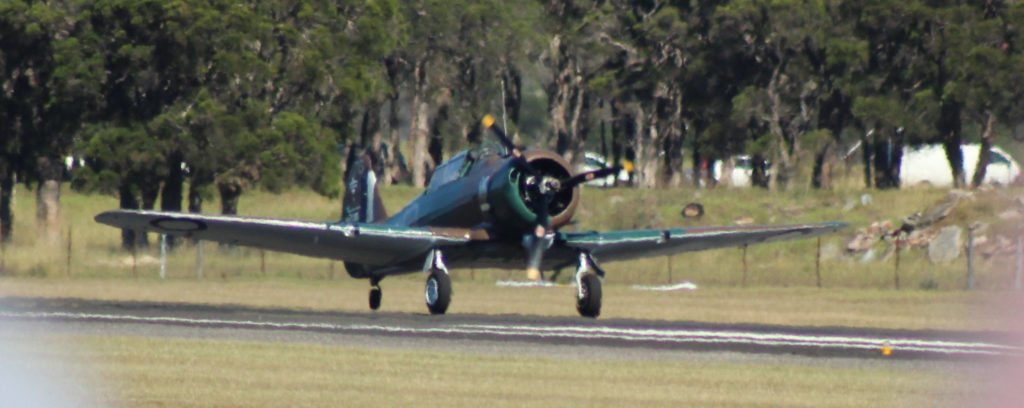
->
[1,296,1020,367]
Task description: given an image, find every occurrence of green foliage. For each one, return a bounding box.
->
[3,0,1023,230]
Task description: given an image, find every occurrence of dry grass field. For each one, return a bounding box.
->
[2,183,1023,408]
[1,334,986,408]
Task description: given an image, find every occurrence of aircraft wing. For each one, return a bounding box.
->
[560,222,848,263]
[95,210,469,266]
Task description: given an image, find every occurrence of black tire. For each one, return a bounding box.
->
[369,286,382,310]
[425,271,452,315]
[576,273,602,318]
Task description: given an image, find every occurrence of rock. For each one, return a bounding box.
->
[901,198,958,233]
[928,226,962,264]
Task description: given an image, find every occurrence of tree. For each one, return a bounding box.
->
[961,1,1024,188]
[1,0,99,243]
[717,0,834,190]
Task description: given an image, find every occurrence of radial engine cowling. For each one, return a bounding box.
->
[486,150,579,233]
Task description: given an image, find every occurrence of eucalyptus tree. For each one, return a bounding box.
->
[716,0,835,190]
[400,0,460,187]
[1,0,100,243]
[842,0,931,188]
[960,1,1024,188]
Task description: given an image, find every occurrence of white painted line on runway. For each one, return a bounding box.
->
[1,311,1018,357]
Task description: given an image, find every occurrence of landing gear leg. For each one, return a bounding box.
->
[575,252,604,318]
[369,278,382,310]
[424,249,452,315]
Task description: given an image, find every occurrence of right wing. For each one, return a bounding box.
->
[561,222,849,263]
[95,210,469,267]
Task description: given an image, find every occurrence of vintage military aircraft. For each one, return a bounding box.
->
[96,115,847,318]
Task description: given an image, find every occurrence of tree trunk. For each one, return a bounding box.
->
[162,152,184,212]
[632,105,658,189]
[0,162,13,243]
[940,100,966,188]
[161,152,184,249]
[871,130,903,189]
[565,85,589,170]
[662,89,685,188]
[427,102,447,178]
[385,91,401,186]
[188,181,203,213]
[943,141,965,189]
[360,100,385,179]
[548,36,570,152]
[503,64,522,125]
[611,101,626,186]
[118,180,138,250]
[217,181,242,215]
[718,157,735,188]
[812,144,829,189]
[410,60,430,188]
[135,177,160,249]
[217,180,242,251]
[751,153,770,188]
[971,112,997,188]
[862,130,874,188]
[35,157,62,244]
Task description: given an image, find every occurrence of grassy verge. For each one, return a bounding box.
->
[2,183,1021,290]
[2,277,1018,331]
[4,335,980,408]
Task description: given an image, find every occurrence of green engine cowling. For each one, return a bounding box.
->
[486,150,579,234]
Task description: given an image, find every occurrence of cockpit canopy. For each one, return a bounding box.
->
[427,141,507,190]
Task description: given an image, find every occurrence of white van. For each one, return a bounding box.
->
[900,144,1020,187]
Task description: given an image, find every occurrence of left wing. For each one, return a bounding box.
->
[95,210,469,267]
[560,222,848,263]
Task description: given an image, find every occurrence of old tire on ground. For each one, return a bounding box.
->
[369,286,382,310]
[576,273,602,318]
[425,272,452,315]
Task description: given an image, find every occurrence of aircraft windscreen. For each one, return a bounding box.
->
[427,151,467,190]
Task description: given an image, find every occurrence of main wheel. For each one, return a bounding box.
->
[369,285,382,310]
[576,273,602,318]
[425,271,452,315]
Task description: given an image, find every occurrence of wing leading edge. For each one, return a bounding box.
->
[95,210,469,267]
[560,222,849,263]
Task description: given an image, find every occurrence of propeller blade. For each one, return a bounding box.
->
[524,191,553,281]
[560,166,622,191]
[482,115,519,158]
[482,115,537,175]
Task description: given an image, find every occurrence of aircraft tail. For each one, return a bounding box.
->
[342,149,388,224]
[342,148,387,279]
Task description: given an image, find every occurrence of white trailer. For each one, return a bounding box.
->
[900,144,1020,187]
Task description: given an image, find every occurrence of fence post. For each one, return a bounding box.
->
[160,234,167,279]
[196,241,204,279]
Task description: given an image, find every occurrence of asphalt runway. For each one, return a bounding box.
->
[1,296,1020,370]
